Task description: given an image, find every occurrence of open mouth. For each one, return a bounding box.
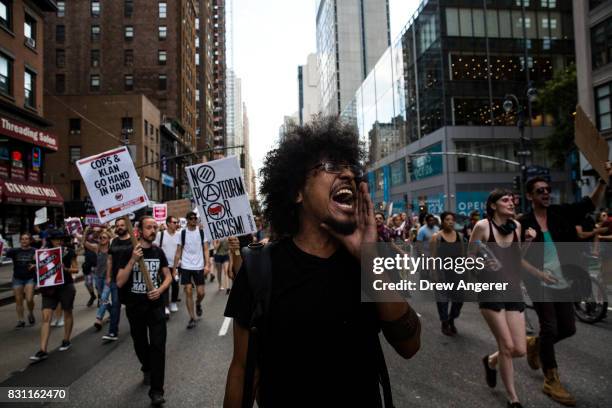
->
[331,185,355,210]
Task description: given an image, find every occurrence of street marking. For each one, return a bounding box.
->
[219,317,232,336]
[608,307,612,311]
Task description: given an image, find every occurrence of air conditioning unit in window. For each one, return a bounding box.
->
[26,37,36,48]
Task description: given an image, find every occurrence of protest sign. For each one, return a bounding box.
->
[185,156,256,241]
[179,217,187,229]
[34,207,47,226]
[76,146,149,224]
[153,204,168,223]
[85,214,102,226]
[36,247,64,288]
[575,105,610,181]
[64,217,83,236]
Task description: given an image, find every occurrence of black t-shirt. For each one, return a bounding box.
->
[119,246,168,308]
[224,238,383,407]
[109,237,133,281]
[7,247,36,280]
[60,247,77,285]
[579,216,596,243]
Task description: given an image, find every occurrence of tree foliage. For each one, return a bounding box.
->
[536,64,577,167]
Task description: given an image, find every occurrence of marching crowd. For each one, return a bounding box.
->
[2,116,611,407]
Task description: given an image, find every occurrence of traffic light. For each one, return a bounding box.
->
[407,158,413,174]
[240,153,245,169]
[512,175,521,192]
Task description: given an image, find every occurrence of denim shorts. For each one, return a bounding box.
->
[12,277,35,288]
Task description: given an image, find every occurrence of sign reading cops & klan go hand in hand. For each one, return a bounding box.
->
[77,146,149,223]
[186,156,256,241]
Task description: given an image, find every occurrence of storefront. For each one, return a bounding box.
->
[0,114,62,237]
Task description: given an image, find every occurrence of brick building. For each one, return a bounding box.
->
[43,0,199,207]
[0,0,61,236]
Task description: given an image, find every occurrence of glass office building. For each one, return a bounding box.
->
[343,0,575,215]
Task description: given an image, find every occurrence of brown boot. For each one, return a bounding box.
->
[526,336,540,370]
[543,368,576,406]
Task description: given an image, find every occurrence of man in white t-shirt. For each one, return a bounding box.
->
[154,215,181,316]
[174,211,210,329]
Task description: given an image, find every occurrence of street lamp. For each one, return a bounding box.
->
[503,84,537,214]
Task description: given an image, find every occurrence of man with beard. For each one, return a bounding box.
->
[520,165,611,407]
[223,117,421,407]
[104,217,132,342]
[117,216,172,406]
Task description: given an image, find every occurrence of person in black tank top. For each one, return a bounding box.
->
[430,211,465,336]
[469,189,536,408]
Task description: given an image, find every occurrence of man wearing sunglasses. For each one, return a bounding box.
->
[224,117,420,407]
[519,163,612,407]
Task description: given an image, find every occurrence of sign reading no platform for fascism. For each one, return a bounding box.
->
[77,146,149,223]
[185,156,256,241]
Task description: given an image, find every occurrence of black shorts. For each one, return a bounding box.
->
[42,284,77,311]
[479,301,525,313]
[214,254,229,264]
[179,268,205,286]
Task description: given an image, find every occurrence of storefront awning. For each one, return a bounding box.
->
[0,179,64,207]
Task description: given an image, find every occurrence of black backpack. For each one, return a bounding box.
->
[180,228,205,248]
[240,243,395,408]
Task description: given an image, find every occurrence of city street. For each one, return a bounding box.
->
[0,279,610,407]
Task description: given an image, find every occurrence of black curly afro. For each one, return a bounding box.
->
[259,116,365,237]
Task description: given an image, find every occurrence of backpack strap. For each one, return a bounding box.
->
[199,228,205,246]
[241,242,274,408]
[374,337,395,408]
[159,231,164,248]
[181,229,186,248]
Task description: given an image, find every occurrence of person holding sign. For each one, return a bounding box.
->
[174,211,210,329]
[30,230,78,362]
[116,216,172,407]
[7,233,36,329]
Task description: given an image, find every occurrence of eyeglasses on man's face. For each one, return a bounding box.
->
[187,216,197,221]
[535,186,551,195]
[311,161,364,178]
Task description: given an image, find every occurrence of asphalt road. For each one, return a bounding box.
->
[0,279,611,408]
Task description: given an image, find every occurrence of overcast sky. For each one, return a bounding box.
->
[233,0,420,177]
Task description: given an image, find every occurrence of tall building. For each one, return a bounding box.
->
[242,102,255,199]
[195,0,214,157]
[211,0,227,153]
[574,0,612,201]
[0,0,60,236]
[226,70,242,155]
[43,0,198,206]
[298,53,321,125]
[345,0,575,215]
[316,0,391,116]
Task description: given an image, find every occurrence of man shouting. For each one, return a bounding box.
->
[223,116,421,407]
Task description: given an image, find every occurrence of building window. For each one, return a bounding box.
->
[125,25,134,40]
[159,25,167,40]
[56,25,65,43]
[596,83,612,131]
[0,53,11,95]
[158,74,167,90]
[69,118,81,134]
[24,69,35,108]
[124,49,134,66]
[69,147,81,164]
[150,123,154,135]
[158,50,167,65]
[159,2,167,18]
[91,49,100,67]
[57,1,65,17]
[55,74,65,93]
[144,120,148,136]
[71,180,81,201]
[24,14,36,48]
[124,74,134,91]
[0,0,12,30]
[91,25,100,42]
[592,18,612,70]
[56,49,65,68]
[196,53,199,65]
[90,74,100,91]
[124,0,133,18]
[91,1,100,17]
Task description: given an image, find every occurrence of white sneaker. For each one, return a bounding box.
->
[50,318,58,327]
[165,307,170,316]
[170,303,178,313]
[57,316,64,327]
